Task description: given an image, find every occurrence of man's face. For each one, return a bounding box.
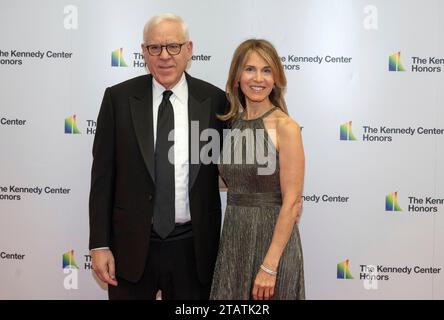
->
[142,20,193,89]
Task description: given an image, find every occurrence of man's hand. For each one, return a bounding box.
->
[90,249,118,286]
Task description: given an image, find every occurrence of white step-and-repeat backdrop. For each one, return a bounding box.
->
[1,0,443,299]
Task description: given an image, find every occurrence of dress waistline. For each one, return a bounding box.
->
[227,192,282,207]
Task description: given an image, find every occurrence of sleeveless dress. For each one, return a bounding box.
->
[210,107,305,300]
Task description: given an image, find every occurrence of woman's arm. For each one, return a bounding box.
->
[263,117,304,269]
[252,117,305,300]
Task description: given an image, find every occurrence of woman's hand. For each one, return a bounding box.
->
[251,268,276,300]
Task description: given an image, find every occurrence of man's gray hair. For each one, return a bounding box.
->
[143,13,189,44]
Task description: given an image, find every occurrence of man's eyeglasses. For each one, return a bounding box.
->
[145,42,188,56]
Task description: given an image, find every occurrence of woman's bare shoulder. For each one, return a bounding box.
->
[274,111,301,135]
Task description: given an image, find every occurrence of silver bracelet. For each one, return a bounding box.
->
[260,264,277,276]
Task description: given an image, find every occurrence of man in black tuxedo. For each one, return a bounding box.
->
[89,13,227,299]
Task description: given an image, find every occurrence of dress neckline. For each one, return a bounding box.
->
[240,106,278,122]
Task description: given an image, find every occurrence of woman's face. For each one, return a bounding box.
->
[239,51,275,107]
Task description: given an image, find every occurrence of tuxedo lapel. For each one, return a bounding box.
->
[130,75,155,182]
[187,75,211,190]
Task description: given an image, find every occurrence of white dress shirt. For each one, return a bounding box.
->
[152,73,190,223]
[91,74,191,250]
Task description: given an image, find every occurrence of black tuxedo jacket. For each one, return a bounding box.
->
[89,73,227,284]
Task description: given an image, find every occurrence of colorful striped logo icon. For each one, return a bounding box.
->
[62,250,79,269]
[340,121,357,141]
[111,48,128,67]
[386,192,402,211]
[389,51,405,72]
[65,115,81,134]
[337,259,353,279]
